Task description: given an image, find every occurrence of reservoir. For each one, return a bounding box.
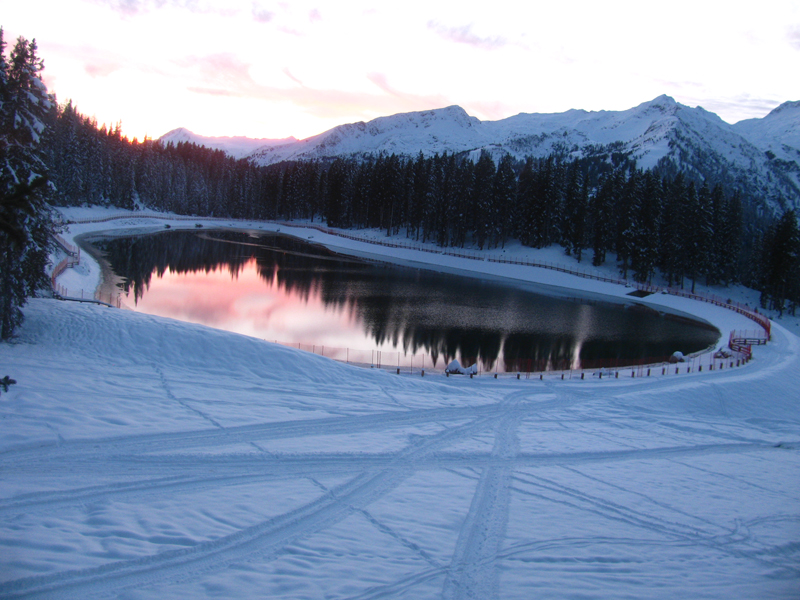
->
[83,229,719,373]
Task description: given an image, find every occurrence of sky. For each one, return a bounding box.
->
[2,0,800,141]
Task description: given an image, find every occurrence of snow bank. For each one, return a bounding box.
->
[0,208,795,599]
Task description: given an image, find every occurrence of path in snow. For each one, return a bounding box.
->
[1,298,798,599]
[1,209,799,599]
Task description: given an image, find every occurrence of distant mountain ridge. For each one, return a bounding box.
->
[160,96,800,214]
[159,128,296,159]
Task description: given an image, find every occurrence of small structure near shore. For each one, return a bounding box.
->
[445,359,478,375]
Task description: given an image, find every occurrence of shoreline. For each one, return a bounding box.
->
[55,208,775,371]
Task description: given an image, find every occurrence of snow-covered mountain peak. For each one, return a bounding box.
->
[767,100,800,118]
[249,105,487,163]
[371,105,479,130]
[242,94,800,213]
[636,94,678,113]
[160,127,194,141]
[732,99,800,161]
[158,128,296,159]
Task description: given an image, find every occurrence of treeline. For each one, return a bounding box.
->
[0,30,52,339]
[44,102,783,297]
[0,30,795,344]
[43,100,800,312]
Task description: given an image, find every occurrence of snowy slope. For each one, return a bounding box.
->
[734,101,800,197]
[1,296,798,599]
[249,105,488,164]
[245,95,800,213]
[159,127,296,159]
[734,101,800,156]
[1,212,799,599]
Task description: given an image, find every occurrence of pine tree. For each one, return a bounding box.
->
[0,32,54,339]
[491,154,516,249]
[452,158,473,248]
[561,162,588,261]
[659,174,688,288]
[759,210,800,315]
[629,170,661,283]
[517,157,536,247]
[589,172,616,266]
[525,157,561,249]
[472,151,495,249]
[615,168,638,280]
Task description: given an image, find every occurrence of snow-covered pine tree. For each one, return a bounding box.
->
[472,150,495,250]
[659,174,688,288]
[758,209,800,315]
[590,170,621,267]
[614,168,638,280]
[629,170,661,283]
[451,156,473,249]
[0,31,54,340]
[491,153,516,249]
[721,190,743,283]
[561,162,588,261]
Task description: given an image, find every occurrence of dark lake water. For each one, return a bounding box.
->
[84,229,719,373]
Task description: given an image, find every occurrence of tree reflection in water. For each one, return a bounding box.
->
[85,230,719,372]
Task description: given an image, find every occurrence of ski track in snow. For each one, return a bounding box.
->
[2,369,798,598]
[441,392,522,600]
[3,219,800,598]
[1,413,500,599]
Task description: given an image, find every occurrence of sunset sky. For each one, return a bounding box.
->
[3,0,799,141]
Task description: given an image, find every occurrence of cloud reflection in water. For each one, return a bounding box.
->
[88,230,720,372]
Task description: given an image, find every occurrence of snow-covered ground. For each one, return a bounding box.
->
[1,208,799,599]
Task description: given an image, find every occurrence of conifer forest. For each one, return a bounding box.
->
[1,29,799,340]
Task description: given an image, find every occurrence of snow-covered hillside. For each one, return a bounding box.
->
[734,101,800,198]
[243,96,800,214]
[159,128,296,159]
[1,295,798,600]
[1,212,799,599]
[159,96,800,214]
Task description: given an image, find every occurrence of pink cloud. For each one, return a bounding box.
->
[282,68,304,86]
[462,100,515,122]
[252,3,275,23]
[96,0,238,18]
[175,53,253,90]
[788,25,800,51]
[177,54,455,127]
[366,72,449,109]
[187,86,240,97]
[42,41,170,83]
[427,21,507,51]
[277,26,304,37]
[84,59,124,78]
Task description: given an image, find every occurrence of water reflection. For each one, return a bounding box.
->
[85,230,719,372]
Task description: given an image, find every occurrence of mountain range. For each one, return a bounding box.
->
[160,96,800,215]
